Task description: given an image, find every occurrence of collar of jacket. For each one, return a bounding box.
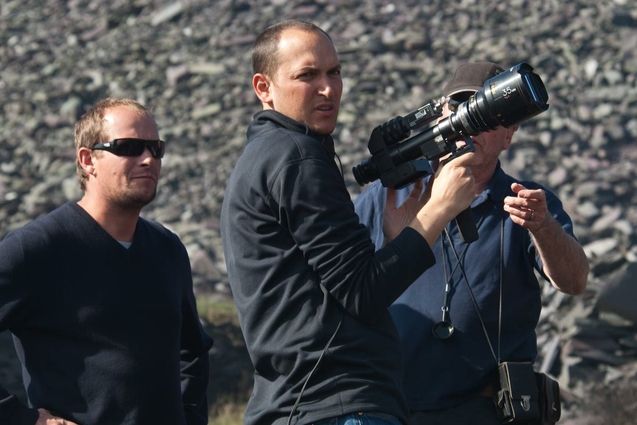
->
[252,110,336,157]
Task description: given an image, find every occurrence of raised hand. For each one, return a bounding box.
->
[503,182,548,232]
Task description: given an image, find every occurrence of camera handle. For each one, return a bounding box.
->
[438,136,478,243]
[456,208,478,243]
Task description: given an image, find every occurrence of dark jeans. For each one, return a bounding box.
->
[410,396,502,425]
[313,412,402,425]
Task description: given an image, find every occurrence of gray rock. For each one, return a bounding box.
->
[1,0,637,422]
[584,238,620,259]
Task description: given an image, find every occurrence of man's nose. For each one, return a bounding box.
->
[317,76,335,97]
[139,146,157,165]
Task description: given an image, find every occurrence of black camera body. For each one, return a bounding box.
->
[353,62,549,189]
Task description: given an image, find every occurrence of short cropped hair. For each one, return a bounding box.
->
[252,19,332,77]
[74,98,151,191]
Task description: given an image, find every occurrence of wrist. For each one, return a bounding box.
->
[530,215,557,239]
[410,201,451,246]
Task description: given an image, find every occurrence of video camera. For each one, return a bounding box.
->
[352,62,549,242]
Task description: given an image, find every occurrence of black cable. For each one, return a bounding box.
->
[286,314,343,425]
[443,219,501,365]
[334,151,344,176]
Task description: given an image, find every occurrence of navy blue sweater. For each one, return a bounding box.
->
[221,111,435,425]
[0,202,212,425]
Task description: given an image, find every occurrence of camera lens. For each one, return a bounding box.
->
[353,63,549,188]
[447,63,549,137]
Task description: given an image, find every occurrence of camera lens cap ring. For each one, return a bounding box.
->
[432,320,455,340]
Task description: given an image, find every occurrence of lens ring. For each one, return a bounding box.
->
[432,321,455,340]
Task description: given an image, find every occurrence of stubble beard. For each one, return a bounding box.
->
[112,183,158,211]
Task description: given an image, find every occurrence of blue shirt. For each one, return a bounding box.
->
[354,163,575,411]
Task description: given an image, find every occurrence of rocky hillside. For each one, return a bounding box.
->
[1,0,636,423]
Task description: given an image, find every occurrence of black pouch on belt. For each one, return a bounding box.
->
[496,361,540,423]
[495,361,561,424]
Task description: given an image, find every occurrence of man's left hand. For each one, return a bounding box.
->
[383,179,427,241]
[503,182,549,232]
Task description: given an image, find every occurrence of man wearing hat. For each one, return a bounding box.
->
[355,62,589,424]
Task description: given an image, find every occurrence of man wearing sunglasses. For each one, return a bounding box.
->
[355,62,589,425]
[0,98,212,425]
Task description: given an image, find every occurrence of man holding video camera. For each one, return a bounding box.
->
[355,61,589,424]
[221,20,478,425]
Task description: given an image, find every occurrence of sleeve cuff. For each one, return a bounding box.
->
[0,394,38,425]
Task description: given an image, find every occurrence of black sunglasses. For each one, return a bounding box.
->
[447,92,475,112]
[91,138,165,159]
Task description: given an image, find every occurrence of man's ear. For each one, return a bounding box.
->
[77,147,96,176]
[253,73,273,106]
[502,125,518,150]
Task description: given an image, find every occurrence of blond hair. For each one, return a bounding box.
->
[74,98,151,191]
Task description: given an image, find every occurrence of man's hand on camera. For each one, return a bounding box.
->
[428,154,476,217]
[383,179,426,242]
[409,155,475,247]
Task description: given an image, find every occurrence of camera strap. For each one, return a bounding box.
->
[442,216,504,364]
[436,215,482,339]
